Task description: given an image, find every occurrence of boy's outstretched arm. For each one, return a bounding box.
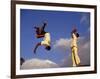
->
[42,22,47,30]
[33,42,41,54]
[34,26,38,29]
[36,34,44,38]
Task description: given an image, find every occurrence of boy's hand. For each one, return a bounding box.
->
[43,21,47,25]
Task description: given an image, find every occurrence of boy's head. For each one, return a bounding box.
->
[45,46,51,51]
[72,28,77,33]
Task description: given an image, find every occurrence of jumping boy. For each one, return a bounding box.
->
[33,21,51,54]
[71,27,80,67]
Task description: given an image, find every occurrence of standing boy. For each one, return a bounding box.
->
[71,27,80,67]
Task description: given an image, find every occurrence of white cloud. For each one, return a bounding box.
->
[53,38,71,52]
[21,58,59,69]
[78,37,90,65]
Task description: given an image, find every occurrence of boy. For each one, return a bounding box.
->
[33,22,51,54]
[71,27,80,67]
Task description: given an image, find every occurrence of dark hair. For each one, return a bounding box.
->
[45,46,51,50]
[72,28,77,33]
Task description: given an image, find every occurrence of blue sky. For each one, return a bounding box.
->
[20,9,90,67]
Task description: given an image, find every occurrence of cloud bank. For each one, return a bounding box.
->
[53,36,90,67]
[21,58,59,69]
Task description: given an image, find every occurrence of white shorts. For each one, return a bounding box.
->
[41,40,50,46]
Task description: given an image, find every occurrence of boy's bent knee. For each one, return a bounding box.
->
[45,46,51,50]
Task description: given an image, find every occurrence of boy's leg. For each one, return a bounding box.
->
[73,47,80,66]
[72,48,77,67]
[33,42,41,54]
